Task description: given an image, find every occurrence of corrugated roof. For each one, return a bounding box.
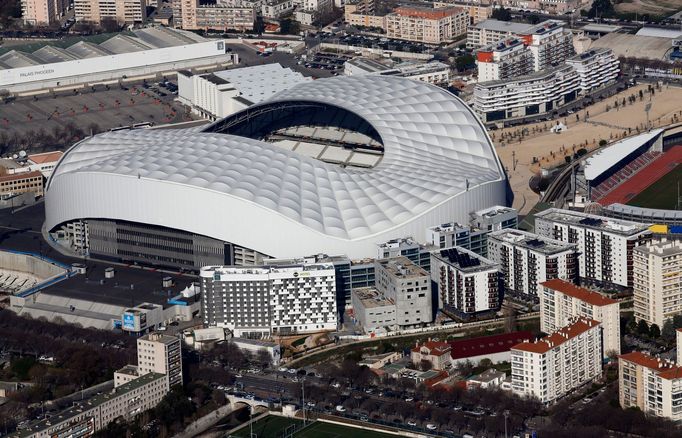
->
[541,279,618,307]
[32,46,78,64]
[66,41,113,58]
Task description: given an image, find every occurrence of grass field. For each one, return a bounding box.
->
[627,165,682,209]
[230,417,399,438]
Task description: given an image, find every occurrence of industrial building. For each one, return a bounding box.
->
[178,63,310,121]
[45,76,509,269]
[0,27,236,94]
[199,262,337,337]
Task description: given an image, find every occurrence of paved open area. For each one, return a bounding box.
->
[230,417,399,438]
[494,84,682,213]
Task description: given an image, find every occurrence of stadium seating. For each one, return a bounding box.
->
[590,151,661,201]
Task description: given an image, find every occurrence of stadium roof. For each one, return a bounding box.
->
[213,63,311,106]
[46,75,508,259]
[583,129,663,181]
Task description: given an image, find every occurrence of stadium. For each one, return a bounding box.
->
[576,125,682,227]
[45,75,510,270]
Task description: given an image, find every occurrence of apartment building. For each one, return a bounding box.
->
[0,171,44,199]
[173,0,256,30]
[535,209,652,289]
[74,0,146,24]
[472,63,579,122]
[476,38,534,82]
[565,48,620,92]
[377,237,436,271]
[619,351,682,421]
[137,333,183,388]
[511,317,602,404]
[430,247,501,314]
[540,278,620,357]
[467,18,532,49]
[633,240,682,328]
[434,1,492,24]
[344,0,386,28]
[519,20,574,72]
[375,257,433,326]
[21,0,68,25]
[539,0,579,14]
[385,6,469,44]
[487,229,578,297]
[200,263,337,337]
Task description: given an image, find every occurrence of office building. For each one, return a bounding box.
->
[540,278,620,357]
[487,229,578,297]
[472,64,579,123]
[385,6,469,44]
[619,351,682,421]
[535,209,652,289]
[375,257,433,326]
[430,247,501,314]
[467,19,532,49]
[21,0,67,25]
[74,0,146,24]
[511,317,602,404]
[178,64,310,121]
[633,240,682,328]
[200,263,337,337]
[565,48,620,92]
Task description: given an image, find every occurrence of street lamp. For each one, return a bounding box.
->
[504,409,510,438]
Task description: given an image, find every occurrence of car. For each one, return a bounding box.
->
[335,405,346,412]
[405,397,414,402]
[365,388,373,394]
[235,373,243,378]
[278,367,288,372]
[306,401,316,407]
[288,368,297,374]
[407,420,417,426]
[426,424,437,430]
[360,415,369,421]
[331,382,341,388]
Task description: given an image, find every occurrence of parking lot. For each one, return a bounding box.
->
[1,80,193,141]
[322,32,436,54]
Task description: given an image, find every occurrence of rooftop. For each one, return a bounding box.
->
[469,368,506,383]
[513,317,600,354]
[346,57,391,73]
[478,37,525,54]
[535,208,652,237]
[412,340,451,356]
[619,351,676,372]
[450,331,533,360]
[634,240,682,258]
[353,287,395,308]
[471,19,532,34]
[521,20,563,36]
[377,256,428,279]
[28,151,64,164]
[475,63,574,89]
[541,279,618,307]
[392,6,463,20]
[213,63,310,106]
[431,246,499,273]
[140,332,179,345]
[635,27,682,39]
[566,47,613,64]
[201,262,334,278]
[588,33,673,60]
[488,229,576,255]
[0,170,43,183]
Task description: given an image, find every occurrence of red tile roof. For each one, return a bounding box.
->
[28,151,63,164]
[619,351,674,372]
[393,6,462,20]
[449,331,533,360]
[512,318,600,354]
[658,367,682,380]
[412,341,451,356]
[0,170,43,183]
[542,279,618,307]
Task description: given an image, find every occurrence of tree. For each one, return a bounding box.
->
[649,324,661,339]
[587,0,615,19]
[100,17,120,33]
[599,139,608,146]
[279,18,300,35]
[491,7,512,21]
[528,14,541,24]
[420,359,433,371]
[455,54,475,72]
[661,320,675,342]
[637,319,650,336]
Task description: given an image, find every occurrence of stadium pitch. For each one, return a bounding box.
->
[627,165,682,210]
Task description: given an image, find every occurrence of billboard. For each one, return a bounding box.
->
[123,312,136,331]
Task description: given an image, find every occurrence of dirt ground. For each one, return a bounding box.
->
[492,83,682,213]
[614,0,681,16]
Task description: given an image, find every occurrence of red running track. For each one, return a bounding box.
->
[598,145,682,206]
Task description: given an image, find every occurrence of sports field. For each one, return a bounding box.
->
[627,165,682,209]
[230,416,399,438]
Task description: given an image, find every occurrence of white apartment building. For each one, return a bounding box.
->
[200,263,337,337]
[470,205,519,232]
[433,1,492,24]
[619,351,682,421]
[512,317,602,404]
[385,6,469,44]
[262,0,295,18]
[376,237,435,270]
[633,240,682,328]
[472,63,580,123]
[375,256,433,326]
[177,64,309,120]
[430,247,501,313]
[137,333,183,388]
[476,38,534,82]
[565,48,620,92]
[521,20,574,72]
[535,209,652,289]
[467,19,532,49]
[540,278,620,357]
[487,229,578,297]
[74,0,146,24]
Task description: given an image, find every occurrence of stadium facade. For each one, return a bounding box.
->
[45,76,510,270]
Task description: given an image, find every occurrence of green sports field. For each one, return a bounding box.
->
[627,165,682,209]
[230,416,399,438]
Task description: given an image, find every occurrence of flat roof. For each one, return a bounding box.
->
[346,57,391,73]
[583,129,663,181]
[140,333,179,345]
[634,240,682,258]
[431,246,499,273]
[541,279,618,307]
[376,256,428,279]
[471,19,531,34]
[513,318,599,354]
[589,33,672,60]
[635,27,682,39]
[581,23,622,33]
[488,229,576,255]
[353,286,394,308]
[213,63,310,106]
[450,331,533,360]
[535,209,652,236]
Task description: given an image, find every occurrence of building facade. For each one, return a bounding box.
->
[200,263,337,337]
[476,37,534,83]
[351,286,397,332]
[376,238,435,271]
[21,0,67,25]
[467,18,532,49]
[375,257,433,326]
[137,333,183,388]
[385,6,469,44]
[540,278,620,357]
[512,317,602,404]
[487,229,578,297]
[74,0,146,24]
[430,247,501,314]
[633,240,682,328]
[535,209,652,289]
[565,48,620,92]
[411,341,452,370]
[0,171,44,199]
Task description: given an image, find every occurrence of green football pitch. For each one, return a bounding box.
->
[230,416,399,438]
[627,165,682,209]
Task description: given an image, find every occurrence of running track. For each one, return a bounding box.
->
[598,145,682,206]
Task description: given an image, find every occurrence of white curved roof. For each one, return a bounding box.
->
[46,75,507,258]
[583,129,662,181]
